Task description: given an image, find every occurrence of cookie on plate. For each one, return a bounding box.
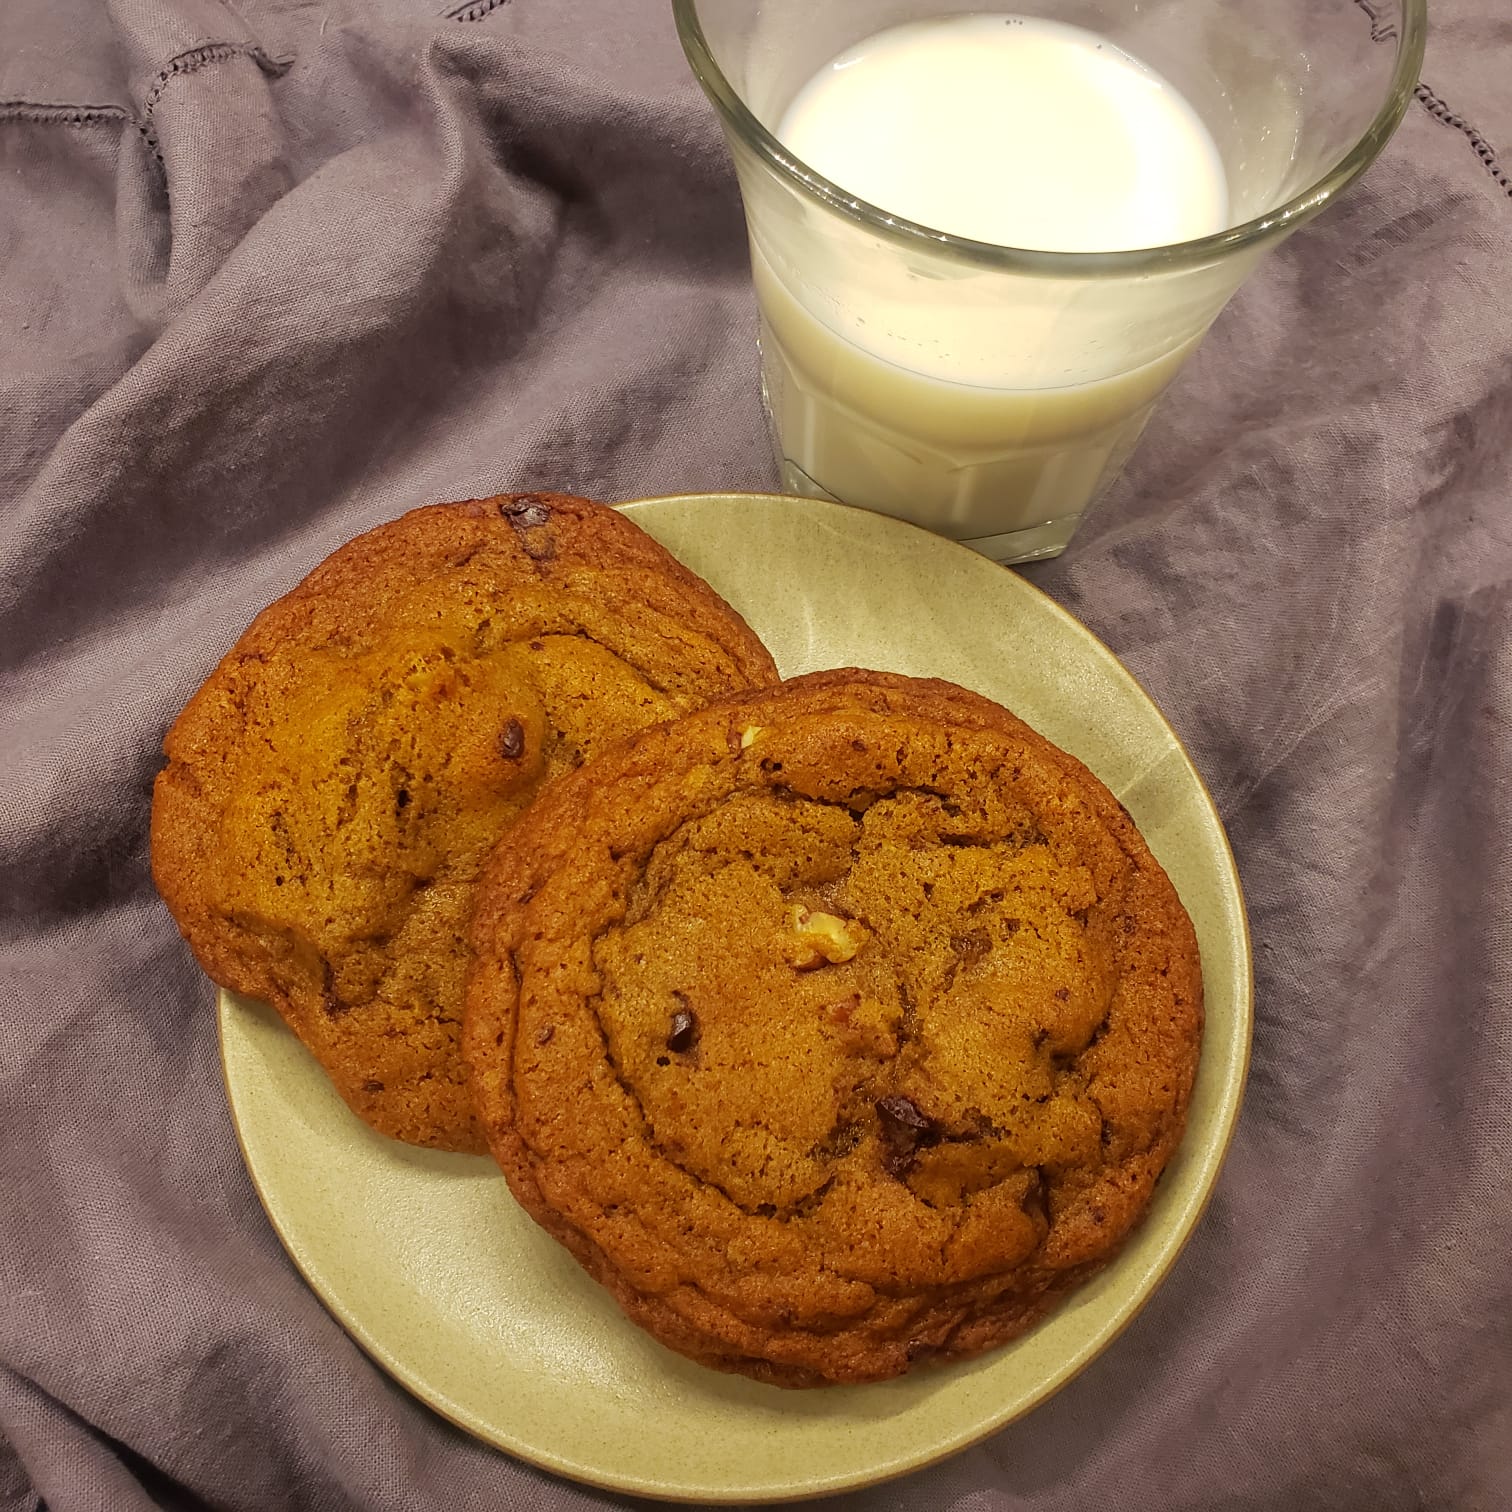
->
[152,493,779,1153]
[465,669,1202,1385]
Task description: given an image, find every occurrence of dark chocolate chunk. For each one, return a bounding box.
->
[500,717,525,760]
[534,1024,555,1046]
[362,1079,385,1093]
[667,1000,699,1053]
[876,1093,939,1177]
[877,1094,933,1131]
[499,497,556,559]
[950,928,991,965]
[499,497,552,527]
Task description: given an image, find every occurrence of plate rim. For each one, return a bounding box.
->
[218,490,1254,1503]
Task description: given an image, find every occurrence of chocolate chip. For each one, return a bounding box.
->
[877,1094,933,1131]
[534,1024,554,1046]
[1054,986,1069,1001]
[950,928,991,965]
[499,497,556,560]
[499,496,552,527]
[876,1094,939,1178]
[667,1001,699,1053]
[395,788,411,809]
[499,718,525,760]
[362,1079,384,1093]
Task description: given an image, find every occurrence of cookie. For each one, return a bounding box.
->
[151,494,779,1153]
[464,669,1202,1385]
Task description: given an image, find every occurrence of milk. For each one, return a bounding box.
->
[756,15,1232,558]
[779,16,1227,255]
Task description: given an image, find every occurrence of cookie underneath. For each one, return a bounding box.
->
[151,494,778,1151]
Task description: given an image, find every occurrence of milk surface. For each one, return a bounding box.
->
[758,15,1232,557]
[780,14,1228,255]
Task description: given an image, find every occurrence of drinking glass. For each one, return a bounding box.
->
[675,0,1427,562]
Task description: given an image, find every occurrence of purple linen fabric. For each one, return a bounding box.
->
[2,0,1508,1508]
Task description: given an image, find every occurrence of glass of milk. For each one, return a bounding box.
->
[675,0,1426,562]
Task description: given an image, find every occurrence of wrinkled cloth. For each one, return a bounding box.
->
[2,0,1509,1507]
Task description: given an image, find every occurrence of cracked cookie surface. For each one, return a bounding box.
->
[465,669,1203,1385]
[151,494,779,1152]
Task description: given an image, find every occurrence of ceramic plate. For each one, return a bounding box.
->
[219,492,1251,1503]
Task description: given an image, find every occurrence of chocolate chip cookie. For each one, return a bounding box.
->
[151,494,779,1152]
[465,669,1202,1384]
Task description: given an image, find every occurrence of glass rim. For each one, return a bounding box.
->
[673,0,1428,277]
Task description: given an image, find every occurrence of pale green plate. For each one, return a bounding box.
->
[219,493,1252,1504]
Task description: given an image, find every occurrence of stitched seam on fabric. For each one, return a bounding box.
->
[1351,1,1512,202]
[2,45,296,175]
[1414,82,1512,201]
[445,0,512,21]
[141,42,293,121]
[1350,0,1398,44]
[0,98,162,168]
[0,101,131,128]
[130,43,293,169]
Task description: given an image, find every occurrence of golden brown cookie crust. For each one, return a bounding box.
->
[465,669,1202,1384]
[151,494,779,1152]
